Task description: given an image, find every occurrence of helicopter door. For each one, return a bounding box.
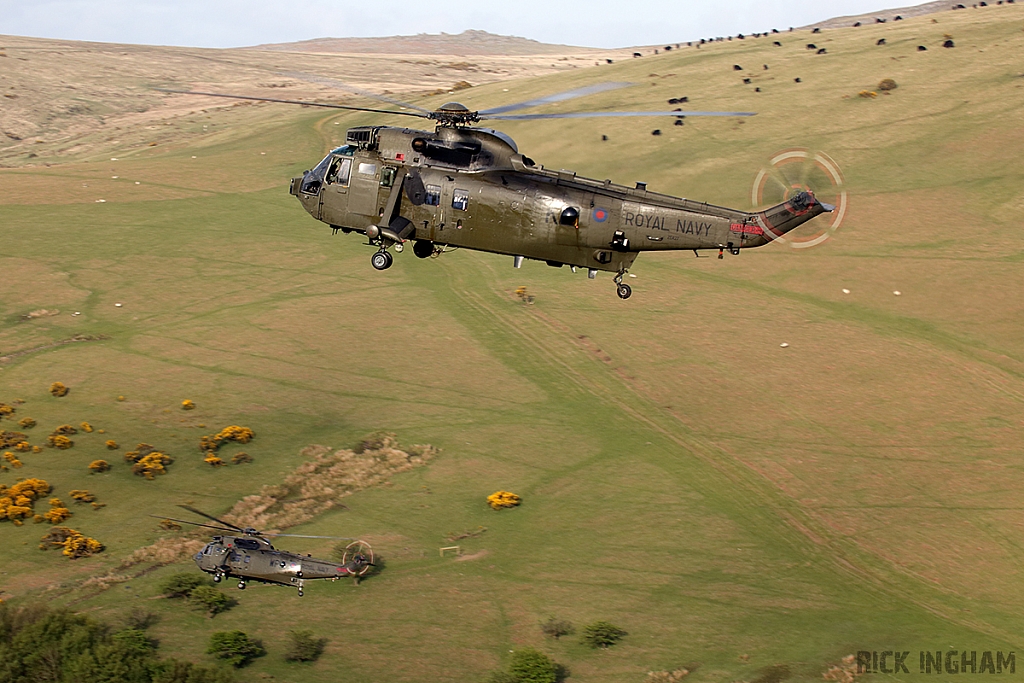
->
[349,159,380,218]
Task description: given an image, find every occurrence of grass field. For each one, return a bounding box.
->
[2,6,1024,681]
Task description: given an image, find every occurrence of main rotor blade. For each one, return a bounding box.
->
[178,504,245,531]
[154,88,430,119]
[483,110,757,120]
[260,532,359,540]
[150,515,238,534]
[478,81,636,115]
[279,71,433,114]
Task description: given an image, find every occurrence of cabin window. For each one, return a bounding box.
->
[358,162,377,176]
[380,166,397,188]
[559,206,580,227]
[452,189,469,211]
[425,184,441,206]
[327,157,351,186]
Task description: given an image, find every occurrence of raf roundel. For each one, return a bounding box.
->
[593,208,609,223]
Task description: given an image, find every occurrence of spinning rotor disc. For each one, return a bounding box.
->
[342,540,374,576]
[751,148,848,248]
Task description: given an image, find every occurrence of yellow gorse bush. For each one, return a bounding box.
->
[52,425,77,436]
[47,435,73,450]
[487,490,522,510]
[79,422,93,433]
[17,417,36,429]
[0,404,15,417]
[69,490,96,504]
[49,382,69,397]
[203,454,225,467]
[132,452,173,479]
[40,526,104,558]
[0,478,52,523]
[105,440,118,450]
[88,460,111,473]
[43,498,72,524]
[3,452,23,468]
[181,400,195,410]
[199,425,255,455]
[0,430,28,449]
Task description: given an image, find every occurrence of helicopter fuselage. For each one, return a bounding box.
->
[289,124,830,283]
[193,535,365,595]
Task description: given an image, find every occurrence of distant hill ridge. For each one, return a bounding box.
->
[253,29,603,55]
[803,0,954,29]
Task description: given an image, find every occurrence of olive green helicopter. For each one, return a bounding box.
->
[160,77,835,299]
[154,506,373,597]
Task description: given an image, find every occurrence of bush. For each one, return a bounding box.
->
[80,422,94,433]
[125,607,160,630]
[231,452,252,464]
[105,440,119,450]
[540,617,574,640]
[878,78,898,91]
[89,460,111,473]
[181,400,195,411]
[17,417,35,429]
[160,572,206,598]
[188,586,234,617]
[47,434,74,450]
[487,490,522,509]
[132,452,173,479]
[0,403,14,417]
[207,630,266,668]
[509,648,560,683]
[284,629,327,662]
[49,382,69,397]
[581,621,627,649]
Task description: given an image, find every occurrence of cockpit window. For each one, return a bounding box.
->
[358,162,377,177]
[301,154,334,194]
[425,184,441,206]
[327,157,351,186]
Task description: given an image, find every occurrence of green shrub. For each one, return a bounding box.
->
[581,620,627,649]
[540,617,574,640]
[509,648,559,683]
[188,585,234,617]
[206,630,266,668]
[160,573,206,598]
[284,629,327,662]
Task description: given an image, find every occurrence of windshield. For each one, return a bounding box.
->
[301,154,333,194]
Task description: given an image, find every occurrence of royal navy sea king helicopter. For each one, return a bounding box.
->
[161,78,834,299]
[155,506,374,597]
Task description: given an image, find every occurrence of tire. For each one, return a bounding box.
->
[371,251,391,270]
[616,284,632,299]
[413,240,434,259]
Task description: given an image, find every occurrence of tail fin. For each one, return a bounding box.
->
[754,191,833,239]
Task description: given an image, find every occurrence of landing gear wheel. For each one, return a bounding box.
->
[297,589,303,597]
[237,580,246,590]
[213,573,222,583]
[616,283,632,300]
[371,251,393,270]
[342,540,375,577]
[413,239,434,259]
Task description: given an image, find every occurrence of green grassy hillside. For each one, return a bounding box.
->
[2,6,1024,681]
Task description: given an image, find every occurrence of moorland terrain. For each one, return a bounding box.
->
[2,5,1024,681]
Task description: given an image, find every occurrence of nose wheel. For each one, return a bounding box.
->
[371,250,393,270]
[237,580,246,590]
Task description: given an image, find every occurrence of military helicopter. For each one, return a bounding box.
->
[160,77,835,299]
[155,506,373,597]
